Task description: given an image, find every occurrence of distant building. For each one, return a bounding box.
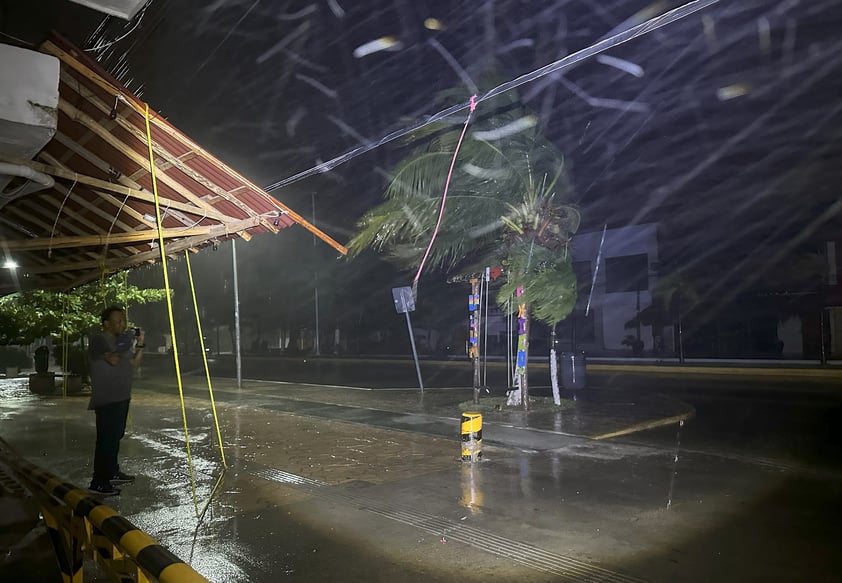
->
[482,223,663,357]
[564,223,661,355]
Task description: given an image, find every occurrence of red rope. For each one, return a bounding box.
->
[413,94,478,286]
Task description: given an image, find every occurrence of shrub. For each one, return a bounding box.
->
[0,346,31,370]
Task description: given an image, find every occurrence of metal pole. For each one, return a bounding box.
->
[820,307,827,365]
[585,224,607,317]
[677,282,685,364]
[404,310,424,392]
[506,297,513,388]
[482,267,489,389]
[472,278,480,403]
[312,193,320,356]
[232,239,242,389]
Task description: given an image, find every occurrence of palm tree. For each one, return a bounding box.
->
[625,271,699,361]
[349,90,579,409]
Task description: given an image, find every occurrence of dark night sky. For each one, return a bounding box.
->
[3,0,841,330]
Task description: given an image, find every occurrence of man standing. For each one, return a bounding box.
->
[87,306,145,496]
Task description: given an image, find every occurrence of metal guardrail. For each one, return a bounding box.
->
[0,437,209,583]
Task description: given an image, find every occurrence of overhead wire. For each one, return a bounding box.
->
[263,0,723,193]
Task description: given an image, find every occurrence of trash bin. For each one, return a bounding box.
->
[34,346,50,374]
[560,351,587,389]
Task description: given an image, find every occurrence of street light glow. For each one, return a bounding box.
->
[3,259,19,269]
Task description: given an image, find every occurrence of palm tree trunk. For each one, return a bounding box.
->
[470,278,481,404]
[506,301,529,409]
[550,328,560,406]
[521,307,529,411]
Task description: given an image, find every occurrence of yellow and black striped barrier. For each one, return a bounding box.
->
[461,411,482,462]
[0,437,209,583]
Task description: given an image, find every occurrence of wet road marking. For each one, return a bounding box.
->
[248,462,646,583]
[590,412,693,440]
[242,378,367,390]
[243,379,480,392]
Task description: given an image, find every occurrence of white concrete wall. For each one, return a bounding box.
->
[572,224,659,351]
[0,43,59,160]
[777,316,803,358]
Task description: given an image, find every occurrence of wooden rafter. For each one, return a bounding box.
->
[46,137,217,228]
[57,98,226,220]
[0,217,262,251]
[40,151,156,230]
[0,157,230,222]
[41,38,347,255]
[62,224,259,289]
[60,75,257,219]
[35,191,133,264]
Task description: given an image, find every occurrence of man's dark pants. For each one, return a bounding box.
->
[92,399,130,485]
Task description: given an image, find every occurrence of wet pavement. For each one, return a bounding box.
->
[1,361,841,582]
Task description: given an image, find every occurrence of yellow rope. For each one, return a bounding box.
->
[61,294,68,399]
[185,250,227,467]
[123,271,129,321]
[144,104,199,518]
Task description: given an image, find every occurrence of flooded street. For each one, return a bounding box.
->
[2,362,841,582]
[2,1,841,581]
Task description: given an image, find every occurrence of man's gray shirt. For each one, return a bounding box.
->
[88,331,134,409]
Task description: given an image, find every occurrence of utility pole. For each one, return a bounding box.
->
[312,192,320,356]
[232,239,242,388]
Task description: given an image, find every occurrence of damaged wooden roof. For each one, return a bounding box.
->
[0,34,346,297]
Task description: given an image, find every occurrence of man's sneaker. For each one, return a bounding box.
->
[110,471,135,485]
[88,483,121,497]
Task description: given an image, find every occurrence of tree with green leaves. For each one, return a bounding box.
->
[349,89,579,409]
[0,273,167,372]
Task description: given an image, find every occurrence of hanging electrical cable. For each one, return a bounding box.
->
[412,94,477,291]
[47,177,77,259]
[263,0,722,193]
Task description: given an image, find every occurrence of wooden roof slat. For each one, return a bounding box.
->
[61,219,262,289]
[41,38,347,255]
[49,133,189,228]
[1,205,110,280]
[0,219,258,251]
[57,98,226,220]
[1,35,348,296]
[1,157,229,221]
[40,149,156,230]
[61,79,257,216]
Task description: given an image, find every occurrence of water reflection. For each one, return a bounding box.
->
[459,463,484,513]
[666,419,684,509]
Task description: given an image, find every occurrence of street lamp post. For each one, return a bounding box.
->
[232,240,242,389]
[312,193,320,356]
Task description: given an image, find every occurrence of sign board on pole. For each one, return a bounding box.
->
[392,286,415,314]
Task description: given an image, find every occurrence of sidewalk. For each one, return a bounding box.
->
[134,374,695,447]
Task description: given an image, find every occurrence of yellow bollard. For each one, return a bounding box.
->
[461,412,482,462]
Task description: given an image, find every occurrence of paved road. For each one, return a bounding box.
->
[590,371,842,471]
[145,353,842,471]
[3,361,841,583]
